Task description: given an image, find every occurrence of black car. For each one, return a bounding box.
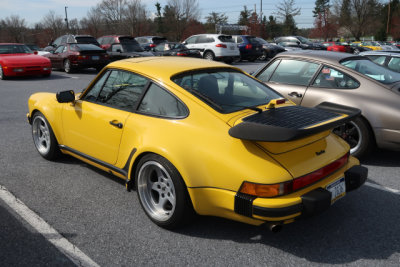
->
[274,36,326,50]
[135,36,168,51]
[152,42,201,58]
[232,35,263,61]
[107,43,153,62]
[254,37,286,60]
[44,35,100,52]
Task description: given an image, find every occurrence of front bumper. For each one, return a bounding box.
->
[235,165,368,219]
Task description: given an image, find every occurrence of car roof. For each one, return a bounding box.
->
[107,57,241,82]
[275,50,361,65]
[360,51,400,56]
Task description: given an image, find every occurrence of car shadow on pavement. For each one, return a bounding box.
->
[360,149,400,167]
[176,185,400,264]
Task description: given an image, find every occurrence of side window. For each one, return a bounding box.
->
[236,36,243,43]
[196,36,208,43]
[185,36,197,44]
[62,46,68,53]
[388,57,400,72]
[256,59,281,82]
[53,37,63,46]
[138,83,187,117]
[54,45,64,53]
[82,70,111,102]
[269,59,320,86]
[367,55,387,66]
[312,66,360,89]
[154,44,165,52]
[97,70,149,111]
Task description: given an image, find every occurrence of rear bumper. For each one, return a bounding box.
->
[235,165,368,219]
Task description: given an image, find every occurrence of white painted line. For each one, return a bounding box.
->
[0,185,99,267]
[365,182,400,195]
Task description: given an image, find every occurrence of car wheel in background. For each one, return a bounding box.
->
[64,59,73,73]
[0,64,7,80]
[31,111,60,160]
[333,117,373,158]
[258,51,268,61]
[203,51,215,61]
[135,154,195,229]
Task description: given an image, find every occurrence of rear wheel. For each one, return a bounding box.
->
[135,154,195,229]
[203,51,215,61]
[64,59,73,73]
[31,111,60,160]
[258,51,268,61]
[333,117,373,158]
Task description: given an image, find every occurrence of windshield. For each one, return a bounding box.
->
[297,36,311,44]
[171,69,282,113]
[0,44,32,54]
[341,58,400,84]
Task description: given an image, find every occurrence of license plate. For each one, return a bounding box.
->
[326,177,346,204]
[92,56,99,60]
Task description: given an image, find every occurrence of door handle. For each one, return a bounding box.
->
[109,120,123,129]
[288,91,303,98]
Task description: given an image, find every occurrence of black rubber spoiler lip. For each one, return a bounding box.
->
[228,102,361,142]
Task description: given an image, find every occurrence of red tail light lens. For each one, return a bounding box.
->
[216,43,227,48]
[150,44,156,48]
[245,44,252,50]
[176,52,187,56]
[239,153,349,198]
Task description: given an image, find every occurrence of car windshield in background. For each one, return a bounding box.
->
[171,69,282,113]
[70,44,103,52]
[121,43,144,52]
[218,35,234,43]
[153,37,167,44]
[297,36,312,44]
[171,43,187,50]
[0,44,32,54]
[341,58,400,84]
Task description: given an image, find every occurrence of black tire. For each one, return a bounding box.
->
[0,64,7,80]
[203,51,215,61]
[31,111,60,160]
[258,51,267,61]
[135,154,195,229]
[333,117,373,158]
[64,59,73,73]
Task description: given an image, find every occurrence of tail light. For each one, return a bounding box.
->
[150,44,156,48]
[216,43,227,48]
[176,52,187,56]
[245,44,252,50]
[239,153,349,197]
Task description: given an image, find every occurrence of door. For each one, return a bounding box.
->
[62,69,149,165]
[256,58,320,105]
[48,45,65,68]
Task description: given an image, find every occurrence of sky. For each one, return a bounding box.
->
[0,0,316,28]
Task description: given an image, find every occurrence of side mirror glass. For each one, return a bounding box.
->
[56,90,75,103]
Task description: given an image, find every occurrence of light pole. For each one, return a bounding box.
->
[65,6,69,31]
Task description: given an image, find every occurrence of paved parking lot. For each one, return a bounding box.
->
[0,62,399,266]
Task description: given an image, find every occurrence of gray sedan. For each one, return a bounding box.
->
[253,50,400,157]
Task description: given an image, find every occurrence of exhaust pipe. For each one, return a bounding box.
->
[268,224,283,233]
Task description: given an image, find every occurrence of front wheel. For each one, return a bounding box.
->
[135,154,194,229]
[333,117,373,158]
[31,112,60,160]
[0,64,7,80]
[64,59,73,73]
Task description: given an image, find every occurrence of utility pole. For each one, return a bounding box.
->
[65,6,69,32]
[386,0,391,35]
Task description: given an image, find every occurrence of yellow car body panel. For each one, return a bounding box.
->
[27,57,366,227]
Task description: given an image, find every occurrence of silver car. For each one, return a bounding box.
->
[253,50,400,157]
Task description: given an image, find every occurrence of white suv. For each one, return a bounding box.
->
[182,34,240,63]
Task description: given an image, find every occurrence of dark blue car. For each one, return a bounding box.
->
[232,35,263,61]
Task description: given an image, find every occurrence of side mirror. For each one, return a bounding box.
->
[33,51,38,55]
[56,90,75,103]
[182,41,187,45]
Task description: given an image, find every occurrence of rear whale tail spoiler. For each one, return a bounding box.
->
[228,102,361,142]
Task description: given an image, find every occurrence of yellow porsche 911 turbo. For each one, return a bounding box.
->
[27,57,367,230]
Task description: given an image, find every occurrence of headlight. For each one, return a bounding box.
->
[43,67,50,71]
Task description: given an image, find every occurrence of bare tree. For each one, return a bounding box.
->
[41,11,65,39]
[80,6,105,37]
[2,15,27,42]
[275,0,301,35]
[124,0,148,36]
[205,12,228,33]
[98,0,127,33]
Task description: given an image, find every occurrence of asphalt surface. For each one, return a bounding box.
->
[0,61,399,266]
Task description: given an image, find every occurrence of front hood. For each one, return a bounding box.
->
[1,54,50,65]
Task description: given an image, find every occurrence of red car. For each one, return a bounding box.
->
[45,43,109,73]
[323,42,352,53]
[0,43,51,80]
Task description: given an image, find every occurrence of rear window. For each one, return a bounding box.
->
[218,35,234,43]
[75,37,99,45]
[152,37,167,44]
[70,44,103,52]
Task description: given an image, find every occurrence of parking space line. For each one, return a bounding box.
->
[365,182,400,195]
[0,185,99,267]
